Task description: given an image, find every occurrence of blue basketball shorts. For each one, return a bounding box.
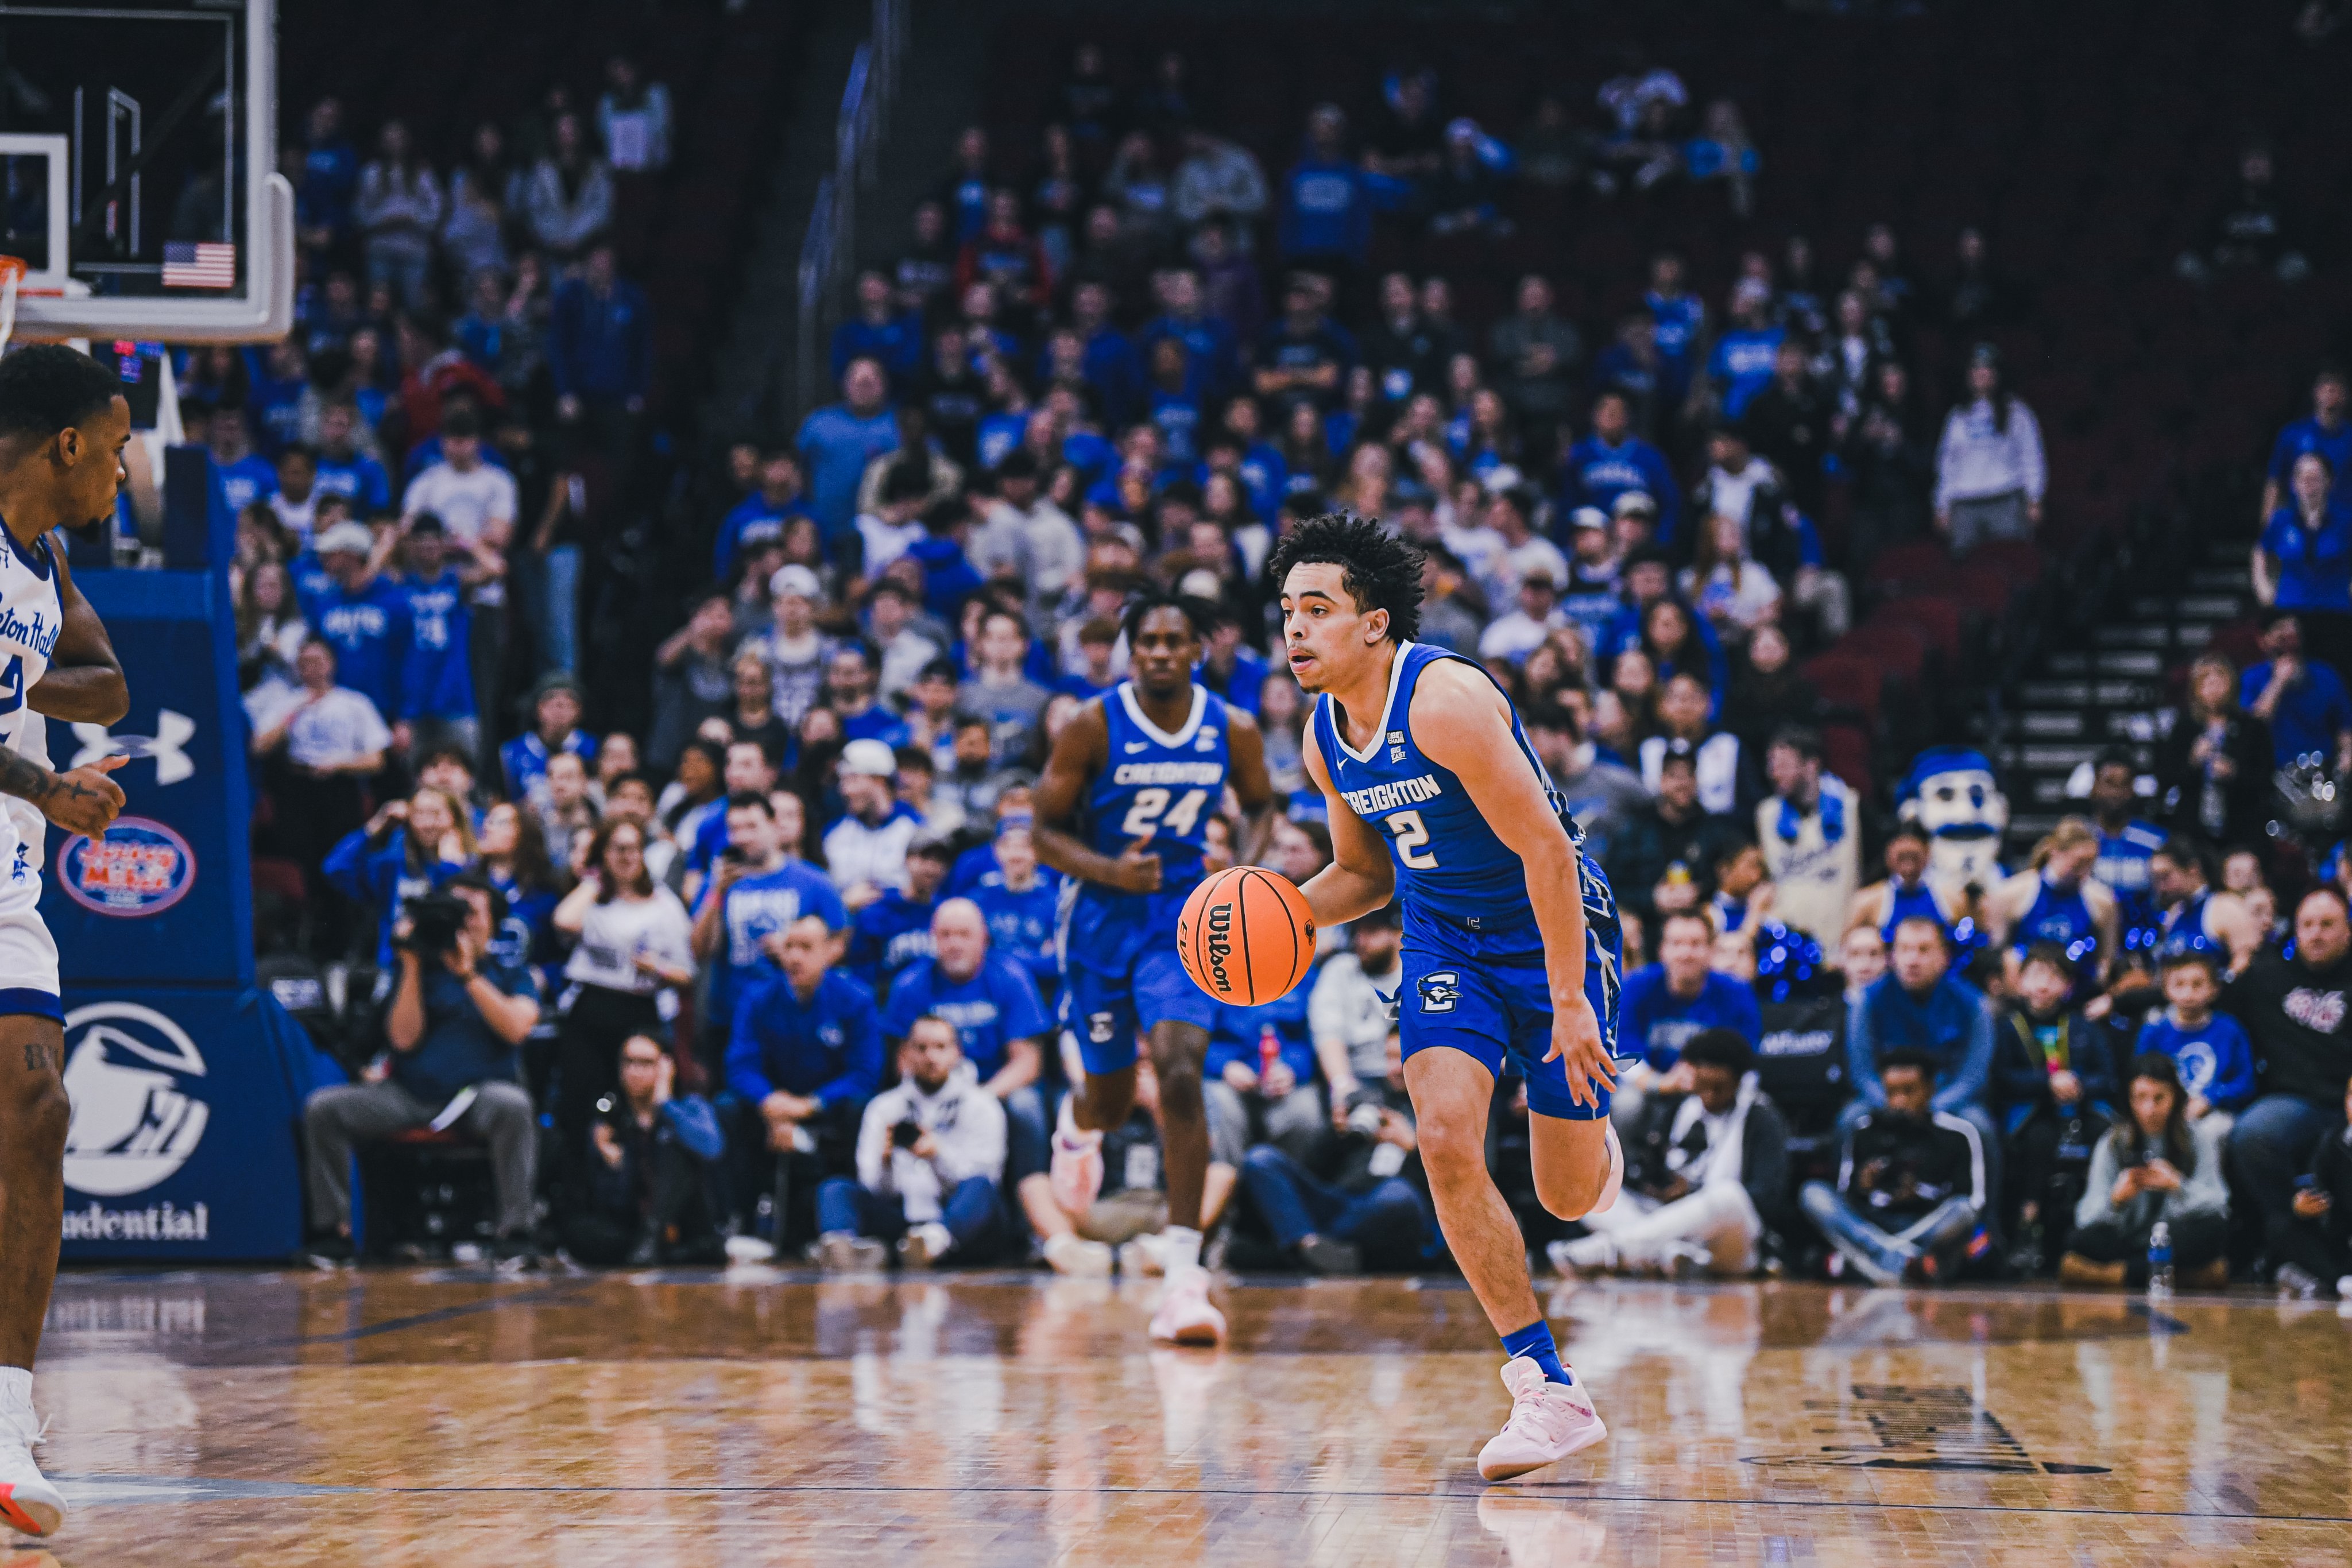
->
[1061,888,1218,1077]
[1396,905,1626,1121]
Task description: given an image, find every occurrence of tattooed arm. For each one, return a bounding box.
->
[26,548,127,725]
[0,745,125,835]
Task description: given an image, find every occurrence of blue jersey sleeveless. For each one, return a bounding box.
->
[2158,891,2221,962]
[2096,820,2164,948]
[1312,642,1615,938]
[1085,683,1229,888]
[2015,874,2100,971]
[1881,878,1948,943]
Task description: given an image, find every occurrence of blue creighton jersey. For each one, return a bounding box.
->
[1084,682,1232,900]
[1313,641,1606,930]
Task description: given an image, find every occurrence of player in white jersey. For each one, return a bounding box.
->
[0,345,136,1538]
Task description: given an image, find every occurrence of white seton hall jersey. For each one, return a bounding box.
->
[0,527,61,886]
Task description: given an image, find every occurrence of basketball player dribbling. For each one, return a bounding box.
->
[1034,591,1273,1345]
[0,344,137,1536]
[1271,514,1626,1481]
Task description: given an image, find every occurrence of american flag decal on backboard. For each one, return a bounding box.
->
[161,242,236,289]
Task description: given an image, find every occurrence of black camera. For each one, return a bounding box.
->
[891,1119,926,1150]
[397,891,473,958]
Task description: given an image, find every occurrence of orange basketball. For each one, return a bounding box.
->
[1177,866,1317,1005]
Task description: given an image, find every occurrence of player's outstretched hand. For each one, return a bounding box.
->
[1543,991,1616,1109]
[42,754,126,835]
[1106,837,1163,894]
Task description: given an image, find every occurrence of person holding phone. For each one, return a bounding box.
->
[2271,1071,2352,1299]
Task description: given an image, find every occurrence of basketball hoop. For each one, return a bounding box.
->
[0,257,26,357]
[0,256,68,356]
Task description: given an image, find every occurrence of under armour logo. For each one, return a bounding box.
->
[70,710,195,785]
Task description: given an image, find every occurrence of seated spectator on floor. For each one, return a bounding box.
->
[2060,1054,2231,1290]
[1616,909,1763,1124]
[1845,916,1998,1169]
[1994,946,2117,1272]
[559,1035,726,1267]
[1206,978,1325,1171]
[2271,1070,2352,1299]
[815,1015,1011,1271]
[1801,1047,1989,1286]
[1019,1058,1232,1277]
[2136,950,2256,1128]
[1236,1033,1430,1276]
[2241,610,2352,778]
[724,913,884,1252]
[300,876,540,1267]
[1552,1027,1788,1279]
[1755,726,1858,944]
[2226,888,2352,1272]
[884,899,1051,1187]
[1309,904,1406,1122]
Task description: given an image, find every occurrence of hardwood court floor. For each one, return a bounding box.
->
[16,1266,2352,1566]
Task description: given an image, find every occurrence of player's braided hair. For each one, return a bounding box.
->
[1264,512,1424,644]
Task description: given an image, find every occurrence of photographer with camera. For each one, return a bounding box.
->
[559,1034,728,1267]
[813,1015,1010,1269]
[1235,1032,1432,1276]
[300,874,543,1267]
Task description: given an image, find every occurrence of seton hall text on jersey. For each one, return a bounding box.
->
[1110,760,1224,787]
[0,603,57,660]
[1340,773,1444,817]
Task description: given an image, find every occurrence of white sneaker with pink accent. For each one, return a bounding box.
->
[1147,1267,1227,1346]
[1476,1357,1607,1481]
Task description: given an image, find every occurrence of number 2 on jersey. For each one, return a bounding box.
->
[1121,787,1208,839]
[1387,809,1440,869]
[0,655,22,717]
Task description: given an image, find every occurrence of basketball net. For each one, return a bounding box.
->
[0,257,25,357]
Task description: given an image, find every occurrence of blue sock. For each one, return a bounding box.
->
[1500,1319,1572,1385]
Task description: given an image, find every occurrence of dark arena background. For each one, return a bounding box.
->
[6,0,2352,1561]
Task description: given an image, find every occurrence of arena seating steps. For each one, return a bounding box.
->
[1987,533,2255,853]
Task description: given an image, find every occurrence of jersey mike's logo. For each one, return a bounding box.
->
[60,1002,210,1197]
[57,816,196,916]
[1205,900,1235,994]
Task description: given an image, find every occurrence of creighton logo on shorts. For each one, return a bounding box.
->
[1417,971,1461,1013]
[60,1002,210,1198]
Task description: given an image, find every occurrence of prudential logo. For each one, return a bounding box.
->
[60,1002,209,1197]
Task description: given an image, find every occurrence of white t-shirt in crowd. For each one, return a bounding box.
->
[403,462,519,600]
[247,684,392,771]
[563,888,694,994]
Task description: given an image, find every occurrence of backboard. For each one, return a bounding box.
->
[0,0,291,343]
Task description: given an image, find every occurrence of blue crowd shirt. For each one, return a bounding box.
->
[2243,658,2352,764]
[1618,966,1763,1071]
[2134,1013,2258,1113]
[881,954,1050,1079]
[727,969,884,1108]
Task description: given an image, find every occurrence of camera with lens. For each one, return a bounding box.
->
[891,1119,926,1150]
[1344,1087,1387,1137]
[396,891,473,959]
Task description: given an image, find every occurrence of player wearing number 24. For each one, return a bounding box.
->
[1033,589,1277,1346]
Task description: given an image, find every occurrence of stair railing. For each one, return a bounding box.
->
[794,0,909,421]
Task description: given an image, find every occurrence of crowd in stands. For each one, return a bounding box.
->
[238,42,2352,1299]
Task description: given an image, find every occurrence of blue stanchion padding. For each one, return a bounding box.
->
[56,986,322,1261]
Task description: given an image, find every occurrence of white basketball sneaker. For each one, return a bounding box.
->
[1477,1357,1607,1482]
[1043,1232,1113,1277]
[1049,1101,1105,1215]
[0,1396,63,1537]
[1147,1268,1227,1346]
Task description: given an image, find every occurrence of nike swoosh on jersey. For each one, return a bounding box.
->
[1124,741,1149,753]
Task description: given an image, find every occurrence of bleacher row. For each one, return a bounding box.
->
[278,0,802,424]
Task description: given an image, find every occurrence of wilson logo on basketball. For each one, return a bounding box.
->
[1205,903,1235,993]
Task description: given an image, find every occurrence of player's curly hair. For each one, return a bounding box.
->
[1264,512,1424,644]
[0,344,121,441]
